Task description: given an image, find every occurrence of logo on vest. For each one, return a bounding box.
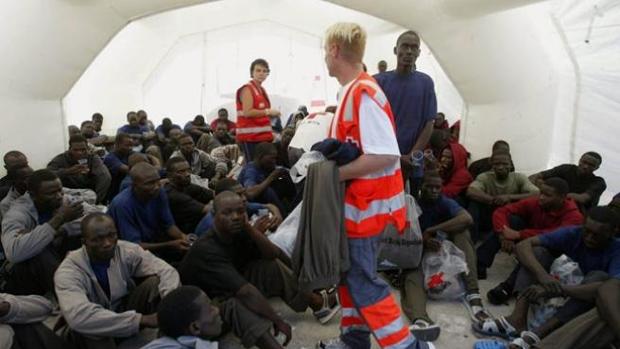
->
[259,103,265,108]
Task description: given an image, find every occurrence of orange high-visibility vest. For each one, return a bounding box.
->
[235,80,274,143]
[330,72,406,238]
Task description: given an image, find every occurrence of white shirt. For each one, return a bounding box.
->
[332,80,400,157]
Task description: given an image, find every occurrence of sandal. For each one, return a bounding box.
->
[464,293,493,322]
[409,318,441,342]
[472,316,518,340]
[508,331,540,349]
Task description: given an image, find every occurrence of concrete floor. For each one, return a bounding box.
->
[44,253,517,349]
[219,252,517,349]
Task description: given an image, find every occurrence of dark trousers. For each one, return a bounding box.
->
[468,201,496,243]
[10,323,75,349]
[217,298,272,348]
[67,276,161,349]
[239,142,259,162]
[243,259,308,312]
[4,247,61,296]
[476,215,527,272]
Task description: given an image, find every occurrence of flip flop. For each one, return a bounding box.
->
[474,340,507,349]
[464,293,493,322]
[509,331,541,349]
[472,316,518,340]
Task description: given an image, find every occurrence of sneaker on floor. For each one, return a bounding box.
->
[316,337,352,349]
[410,319,441,342]
[313,288,341,324]
[487,282,512,305]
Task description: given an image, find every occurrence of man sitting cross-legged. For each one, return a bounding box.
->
[477,178,584,303]
[466,151,538,242]
[108,162,190,263]
[55,212,180,349]
[1,169,83,295]
[400,172,490,342]
[473,206,620,348]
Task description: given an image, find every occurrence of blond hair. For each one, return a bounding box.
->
[324,22,367,63]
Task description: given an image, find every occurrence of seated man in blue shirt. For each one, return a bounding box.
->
[103,133,134,200]
[238,142,296,216]
[108,162,190,262]
[117,111,155,149]
[474,206,620,348]
[194,178,282,237]
[399,172,488,342]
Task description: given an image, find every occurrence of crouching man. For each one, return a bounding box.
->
[54,213,180,349]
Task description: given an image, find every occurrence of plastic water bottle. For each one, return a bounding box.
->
[412,150,424,179]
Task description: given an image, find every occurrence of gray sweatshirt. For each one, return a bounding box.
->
[0,293,53,324]
[54,241,180,338]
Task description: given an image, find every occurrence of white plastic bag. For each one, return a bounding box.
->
[377,194,424,270]
[527,255,583,329]
[422,240,468,300]
[289,151,326,183]
[267,203,302,257]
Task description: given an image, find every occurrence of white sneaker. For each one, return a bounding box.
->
[316,337,352,349]
[313,288,341,325]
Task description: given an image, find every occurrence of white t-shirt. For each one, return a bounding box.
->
[331,80,400,157]
[289,112,334,151]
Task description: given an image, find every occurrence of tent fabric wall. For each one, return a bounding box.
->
[62,0,464,135]
[0,0,617,200]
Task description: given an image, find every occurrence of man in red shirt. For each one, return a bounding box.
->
[209,108,236,135]
[476,177,584,303]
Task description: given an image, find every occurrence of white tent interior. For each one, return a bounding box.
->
[0,1,619,347]
[1,0,618,200]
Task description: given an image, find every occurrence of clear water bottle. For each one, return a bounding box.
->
[412,150,424,179]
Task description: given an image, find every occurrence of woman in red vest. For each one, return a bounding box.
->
[236,58,279,161]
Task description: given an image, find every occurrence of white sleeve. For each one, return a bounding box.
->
[359,93,401,156]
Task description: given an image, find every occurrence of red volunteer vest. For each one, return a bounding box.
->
[235,80,274,143]
[331,72,406,238]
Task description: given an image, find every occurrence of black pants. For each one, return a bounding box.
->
[476,215,526,272]
[4,247,61,296]
[10,323,75,349]
[468,201,496,243]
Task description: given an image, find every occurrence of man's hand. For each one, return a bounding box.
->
[422,230,442,252]
[499,236,515,254]
[400,155,414,172]
[252,215,272,234]
[519,285,546,304]
[58,201,84,222]
[492,195,511,206]
[273,319,292,346]
[501,226,521,240]
[266,109,281,117]
[538,274,563,296]
[64,164,86,176]
[268,168,288,181]
[168,238,191,252]
[140,313,158,328]
[0,301,11,318]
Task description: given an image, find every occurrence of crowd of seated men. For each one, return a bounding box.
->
[0,108,617,349]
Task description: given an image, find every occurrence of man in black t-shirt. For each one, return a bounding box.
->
[530,151,606,210]
[164,157,213,234]
[179,192,335,347]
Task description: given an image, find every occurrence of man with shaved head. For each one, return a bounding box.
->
[180,191,333,348]
[55,212,180,348]
[108,162,190,262]
[375,30,437,196]
[0,151,28,200]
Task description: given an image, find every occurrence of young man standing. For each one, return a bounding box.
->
[375,31,437,192]
[319,22,432,349]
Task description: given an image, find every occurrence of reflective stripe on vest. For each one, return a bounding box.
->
[334,72,406,237]
[236,80,273,142]
[235,125,273,135]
